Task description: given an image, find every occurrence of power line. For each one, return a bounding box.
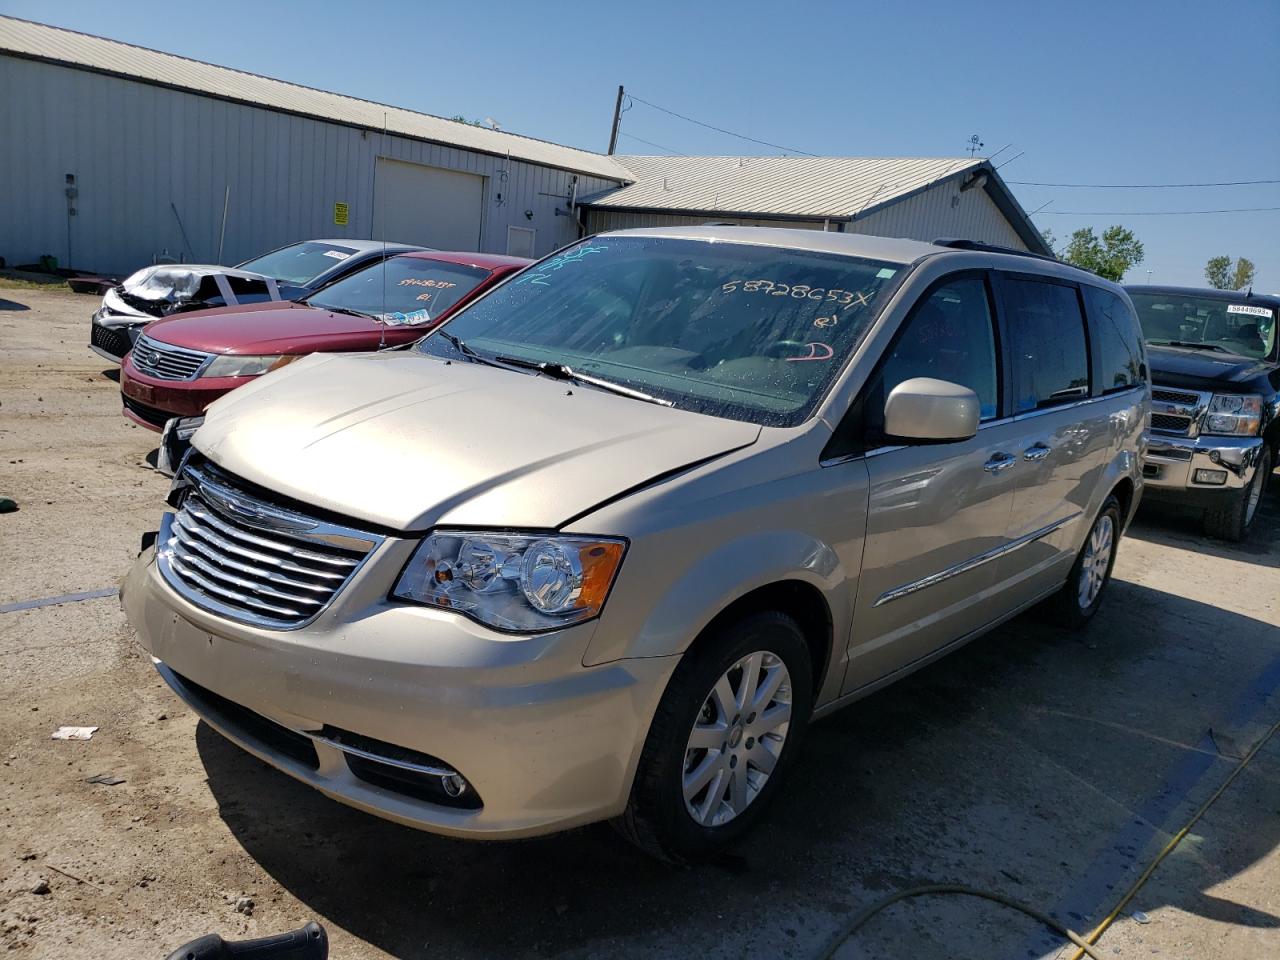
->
[1037,206,1280,216]
[626,93,817,156]
[1010,178,1280,188]
[617,131,688,156]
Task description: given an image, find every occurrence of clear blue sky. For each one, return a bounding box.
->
[5,0,1278,288]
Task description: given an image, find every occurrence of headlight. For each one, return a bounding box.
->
[203,354,299,378]
[1204,394,1262,436]
[392,531,626,632]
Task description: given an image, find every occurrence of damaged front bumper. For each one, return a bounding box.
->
[89,290,152,362]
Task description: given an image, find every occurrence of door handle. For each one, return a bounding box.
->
[983,452,1017,474]
[1023,443,1052,462]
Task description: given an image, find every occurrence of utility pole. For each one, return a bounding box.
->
[607,85,624,155]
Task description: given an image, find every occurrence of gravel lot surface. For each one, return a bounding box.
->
[1,285,1277,959]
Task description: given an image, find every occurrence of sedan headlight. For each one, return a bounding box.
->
[203,354,300,378]
[1204,394,1262,436]
[393,531,626,632]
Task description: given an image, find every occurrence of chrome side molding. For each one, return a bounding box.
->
[873,512,1082,607]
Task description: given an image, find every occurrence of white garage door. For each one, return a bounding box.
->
[372,157,484,250]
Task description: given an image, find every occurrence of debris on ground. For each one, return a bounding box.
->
[0,496,17,513]
[234,896,255,916]
[29,880,50,896]
[84,773,126,786]
[50,726,98,741]
[1131,910,1152,924]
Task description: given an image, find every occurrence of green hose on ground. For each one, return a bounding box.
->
[812,883,1103,960]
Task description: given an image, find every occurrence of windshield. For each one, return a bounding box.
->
[1131,292,1276,360]
[307,257,491,325]
[417,237,903,426]
[237,241,359,285]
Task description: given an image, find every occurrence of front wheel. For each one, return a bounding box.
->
[614,611,813,863]
[1203,445,1272,542]
[1045,495,1122,629]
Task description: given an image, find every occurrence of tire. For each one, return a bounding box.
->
[614,610,813,864]
[1203,446,1272,543]
[1045,494,1122,630]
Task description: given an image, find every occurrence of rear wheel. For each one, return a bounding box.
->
[614,611,813,863]
[1203,446,1271,542]
[1045,495,1122,629]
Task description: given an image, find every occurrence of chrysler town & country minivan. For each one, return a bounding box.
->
[122,228,1148,861]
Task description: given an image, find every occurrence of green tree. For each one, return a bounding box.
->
[1040,228,1059,256]
[1062,225,1145,281]
[1204,255,1255,290]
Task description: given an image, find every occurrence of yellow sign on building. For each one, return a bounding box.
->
[333,201,349,226]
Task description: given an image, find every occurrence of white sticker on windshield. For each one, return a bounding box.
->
[876,268,897,279]
[323,250,352,261]
[1226,303,1271,317]
[377,309,432,326]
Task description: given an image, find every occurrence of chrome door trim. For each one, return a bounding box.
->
[872,511,1082,607]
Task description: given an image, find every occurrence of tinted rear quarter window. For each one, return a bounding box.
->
[1000,278,1090,413]
[1083,286,1146,393]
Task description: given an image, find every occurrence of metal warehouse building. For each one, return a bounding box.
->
[0,17,629,274]
[0,16,1048,277]
[579,155,1049,254]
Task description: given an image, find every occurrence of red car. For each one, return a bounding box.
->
[120,251,529,430]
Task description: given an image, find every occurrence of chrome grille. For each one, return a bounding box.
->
[1152,388,1200,406]
[130,334,211,381]
[1150,413,1192,433]
[1148,385,1210,438]
[157,466,382,628]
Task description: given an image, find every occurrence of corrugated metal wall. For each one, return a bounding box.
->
[0,55,620,274]
[585,180,1029,249]
[850,181,1027,249]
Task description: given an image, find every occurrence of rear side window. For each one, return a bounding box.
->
[1083,286,1146,393]
[1001,278,1090,413]
[869,276,999,434]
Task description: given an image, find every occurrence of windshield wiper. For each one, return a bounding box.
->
[494,355,674,406]
[1149,340,1230,353]
[314,304,375,320]
[434,330,510,369]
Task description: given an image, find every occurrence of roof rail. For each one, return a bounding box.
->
[932,238,1060,264]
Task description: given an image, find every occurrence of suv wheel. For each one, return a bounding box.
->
[1203,446,1272,543]
[1046,495,1122,629]
[614,611,813,863]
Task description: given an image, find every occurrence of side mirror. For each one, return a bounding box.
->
[884,377,980,442]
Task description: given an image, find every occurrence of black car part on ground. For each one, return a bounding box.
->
[164,921,327,960]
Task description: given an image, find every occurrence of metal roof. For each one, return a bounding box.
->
[0,16,631,181]
[582,156,1051,255]
[579,155,984,218]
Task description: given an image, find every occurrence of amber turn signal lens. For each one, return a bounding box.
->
[576,541,626,614]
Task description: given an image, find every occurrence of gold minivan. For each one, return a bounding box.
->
[123,228,1148,861]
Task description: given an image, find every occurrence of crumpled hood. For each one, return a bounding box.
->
[117,265,307,310]
[194,352,761,531]
[1147,344,1275,389]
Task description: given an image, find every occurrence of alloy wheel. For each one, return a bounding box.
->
[682,650,792,827]
[1077,513,1115,610]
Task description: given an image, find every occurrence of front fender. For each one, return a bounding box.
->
[583,528,853,676]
